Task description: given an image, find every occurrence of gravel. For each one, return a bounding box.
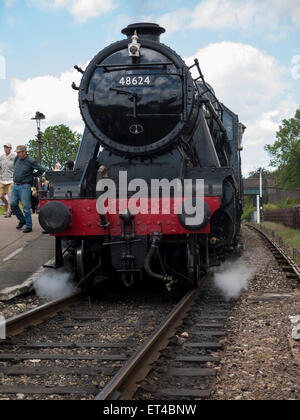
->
[210,225,300,400]
[0,294,48,319]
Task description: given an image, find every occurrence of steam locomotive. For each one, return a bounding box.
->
[39,23,244,290]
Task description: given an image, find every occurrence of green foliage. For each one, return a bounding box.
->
[263,197,300,211]
[247,168,278,179]
[277,197,300,208]
[263,203,278,212]
[265,108,300,189]
[242,201,256,221]
[26,124,82,171]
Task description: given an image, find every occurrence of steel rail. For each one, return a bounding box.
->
[95,287,200,400]
[246,223,300,279]
[3,291,84,337]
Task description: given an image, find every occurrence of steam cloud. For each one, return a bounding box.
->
[213,258,254,300]
[34,270,78,300]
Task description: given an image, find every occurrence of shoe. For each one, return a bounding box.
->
[16,222,26,230]
[4,211,12,218]
[23,227,32,233]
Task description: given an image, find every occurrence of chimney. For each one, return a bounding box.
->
[122,23,165,43]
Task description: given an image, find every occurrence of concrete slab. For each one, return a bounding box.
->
[0,251,54,272]
[247,292,294,302]
[0,214,43,260]
[290,316,300,341]
[0,214,55,301]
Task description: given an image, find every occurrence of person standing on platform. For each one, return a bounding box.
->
[0,143,15,218]
[11,145,45,233]
[65,160,74,171]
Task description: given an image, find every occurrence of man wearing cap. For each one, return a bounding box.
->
[0,143,15,217]
[11,145,45,233]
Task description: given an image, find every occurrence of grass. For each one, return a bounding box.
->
[0,205,4,216]
[261,221,300,250]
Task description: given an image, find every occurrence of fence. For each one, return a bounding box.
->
[264,206,300,230]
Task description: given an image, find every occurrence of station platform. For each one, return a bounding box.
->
[0,214,55,301]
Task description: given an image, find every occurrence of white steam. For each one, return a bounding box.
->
[213,258,254,300]
[34,270,78,300]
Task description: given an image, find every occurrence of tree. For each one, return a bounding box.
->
[247,168,278,179]
[265,108,300,189]
[26,124,82,171]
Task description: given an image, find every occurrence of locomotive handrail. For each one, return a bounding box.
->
[125,113,182,117]
[96,61,173,68]
[111,71,184,77]
[203,99,227,136]
[192,58,224,120]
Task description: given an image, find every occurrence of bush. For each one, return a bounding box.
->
[277,197,300,208]
[242,203,256,221]
[264,203,279,212]
[263,198,300,212]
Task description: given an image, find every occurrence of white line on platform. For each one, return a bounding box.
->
[3,248,24,262]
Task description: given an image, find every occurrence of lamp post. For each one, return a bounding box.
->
[31,111,46,199]
[259,168,263,223]
[256,168,263,224]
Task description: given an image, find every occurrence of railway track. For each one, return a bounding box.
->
[0,277,232,400]
[2,224,297,400]
[0,286,178,400]
[133,280,232,400]
[4,291,83,336]
[103,225,300,400]
[246,224,300,285]
[96,288,200,400]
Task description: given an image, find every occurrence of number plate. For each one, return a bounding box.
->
[117,75,154,87]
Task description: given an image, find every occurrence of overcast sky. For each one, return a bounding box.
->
[0,0,299,175]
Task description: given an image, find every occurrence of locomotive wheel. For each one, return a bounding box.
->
[75,240,102,289]
[76,240,86,281]
[186,239,200,288]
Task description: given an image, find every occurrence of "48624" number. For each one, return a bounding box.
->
[118,76,151,86]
